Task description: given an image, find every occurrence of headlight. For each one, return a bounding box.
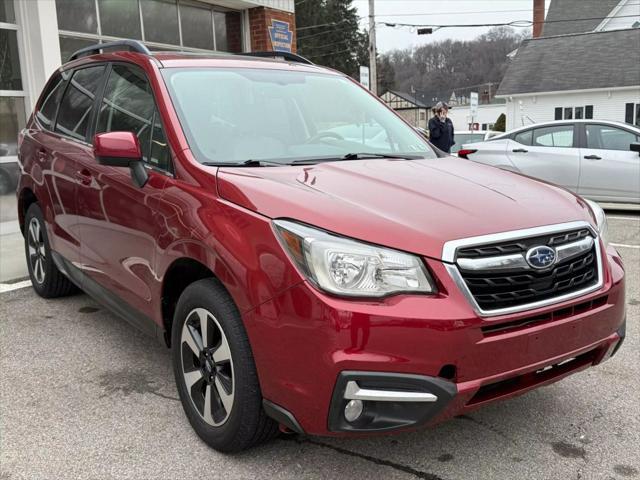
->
[273,220,436,297]
[585,199,609,247]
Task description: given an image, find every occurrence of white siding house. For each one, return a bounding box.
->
[497,28,640,131]
[447,102,506,131]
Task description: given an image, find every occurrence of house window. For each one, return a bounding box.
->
[585,105,593,119]
[419,111,426,121]
[625,102,640,127]
[554,105,594,120]
[554,107,562,120]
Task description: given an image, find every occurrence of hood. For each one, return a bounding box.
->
[217,157,594,260]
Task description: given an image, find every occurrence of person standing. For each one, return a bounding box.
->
[428,102,455,153]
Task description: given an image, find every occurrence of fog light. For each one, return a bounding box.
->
[344,399,364,422]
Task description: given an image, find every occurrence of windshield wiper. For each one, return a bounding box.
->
[341,152,425,160]
[202,159,285,167]
[291,152,424,165]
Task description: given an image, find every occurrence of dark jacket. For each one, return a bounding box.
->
[428,116,455,153]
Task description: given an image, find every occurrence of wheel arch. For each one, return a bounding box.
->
[161,257,217,347]
[18,187,38,234]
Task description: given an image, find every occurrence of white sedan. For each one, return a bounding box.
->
[460,120,640,206]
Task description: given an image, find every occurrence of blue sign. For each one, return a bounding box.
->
[269,20,293,53]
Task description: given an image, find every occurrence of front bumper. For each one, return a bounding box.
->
[244,245,625,436]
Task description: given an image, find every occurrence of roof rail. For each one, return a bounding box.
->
[239,51,314,65]
[68,40,151,62]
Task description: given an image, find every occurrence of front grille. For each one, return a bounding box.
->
[455,228,599,312]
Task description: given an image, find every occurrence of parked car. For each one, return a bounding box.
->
[17,41,625,453]
[451,130,500,154]
[460,120,640,206]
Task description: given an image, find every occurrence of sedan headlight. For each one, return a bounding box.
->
[273,220,435,297]
[585,199,609,247]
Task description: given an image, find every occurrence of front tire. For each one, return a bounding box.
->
[24,203,77,298]
[171,278,278,452]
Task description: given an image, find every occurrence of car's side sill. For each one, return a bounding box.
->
[51,251,161,341]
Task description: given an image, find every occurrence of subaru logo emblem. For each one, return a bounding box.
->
[526,246,557,269]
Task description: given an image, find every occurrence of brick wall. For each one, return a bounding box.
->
[248,7,296,52]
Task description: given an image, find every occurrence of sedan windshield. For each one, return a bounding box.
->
[162,67,436,164]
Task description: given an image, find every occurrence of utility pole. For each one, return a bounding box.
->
[368,0,377,95]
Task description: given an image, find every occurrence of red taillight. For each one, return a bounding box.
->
[457,149,477,159]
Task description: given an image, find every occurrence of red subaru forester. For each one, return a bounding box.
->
[17,41,625,452]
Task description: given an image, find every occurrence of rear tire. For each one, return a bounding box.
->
[24,203,77,298]
[171,278,278,452]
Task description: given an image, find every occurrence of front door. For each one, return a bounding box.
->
[76,63,172,325]
[578,123,640,203]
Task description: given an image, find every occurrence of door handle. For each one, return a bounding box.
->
[584,155,602,160]
[75,169,92,186]
[512,148,528,153]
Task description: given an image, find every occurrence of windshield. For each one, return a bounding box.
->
[162,68,436,164]
[451,133,486,153]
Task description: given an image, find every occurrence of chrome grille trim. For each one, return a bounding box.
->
[442,221,604,317]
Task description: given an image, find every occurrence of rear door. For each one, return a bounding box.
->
[76,62,171,326]
[29,66,105,267]
[578,123,640,203]
[505,124,580,191]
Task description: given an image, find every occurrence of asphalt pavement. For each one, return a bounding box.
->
[1,213,639,480]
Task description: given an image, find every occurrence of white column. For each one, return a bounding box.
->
[14,0,61,112]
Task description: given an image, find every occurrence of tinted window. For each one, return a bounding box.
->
[513,129,533,146]
[96,64,170,171]
[55,66,105,141]
[36,72,69,130]
[585,125,639,151]
[532,125,574,148]
[575,106,583,119]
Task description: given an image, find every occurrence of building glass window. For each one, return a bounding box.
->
[98,0,142,40]
[180,3,214,50]
[625,103,640,127]
[0,97,25,157]
[56,0,98,34]
[0,29,22,90]
[57,0,243,57]
[0,0,15,23]
[575,106,583,119]
[141,0,180,45]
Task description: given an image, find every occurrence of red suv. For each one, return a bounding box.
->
[17,41,625,452]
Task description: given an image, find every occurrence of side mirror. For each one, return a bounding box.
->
[93,131,148,188]
[630,142,640,155]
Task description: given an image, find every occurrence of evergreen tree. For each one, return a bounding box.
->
[295,0,368,78]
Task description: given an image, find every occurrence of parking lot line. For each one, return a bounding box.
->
[0,280,32,293]
[611,242,640,249]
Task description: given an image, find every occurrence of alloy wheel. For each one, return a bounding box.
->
[181,308,235,426]
[28,217,46,284]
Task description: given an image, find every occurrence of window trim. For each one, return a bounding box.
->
[93,61,174,175]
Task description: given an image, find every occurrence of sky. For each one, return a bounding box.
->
[352,0,550,52]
